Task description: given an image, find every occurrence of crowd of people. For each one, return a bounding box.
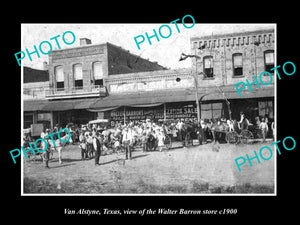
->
[71,117,226,165]
[76,119,180,165]
[23,112,275,168]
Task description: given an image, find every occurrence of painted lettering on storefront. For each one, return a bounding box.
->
[110,105,197,122]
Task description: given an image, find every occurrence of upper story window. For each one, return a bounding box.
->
[203,56,214,78]
[264,50,274,73]
[55,65,64,90]
[73,64,83,89]
[92,62,103,86]
[232,53,243,76]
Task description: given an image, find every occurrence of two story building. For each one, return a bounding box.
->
[23,39,166,128]
[23,28,275,129]
[90,28,275,125]
[189,28,275,121]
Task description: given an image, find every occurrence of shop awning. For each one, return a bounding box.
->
[202,85,274,101]
[23,98,98,112]
[41,100,75,111]
[23,100,49,111]
[42,98,98,111]
[89,89,196,111]
[89,86,274,111]
[23,85,274,112]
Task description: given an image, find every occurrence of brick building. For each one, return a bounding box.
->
[90,28,275,125]
[23,39,166,128]
[189,28,275,120]
[23,28,275,129]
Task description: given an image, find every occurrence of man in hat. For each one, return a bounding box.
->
[176,119,185,142]
[196,122,204,145]
[86,132,94,158]
[238,111,249,130]
[122,127,133,160]
[79,131,87,160]
[93,132,103,165]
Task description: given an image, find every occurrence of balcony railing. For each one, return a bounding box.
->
[44,85,103,99]
[23,85,105,100]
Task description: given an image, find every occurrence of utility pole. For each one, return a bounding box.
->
[179,53,201,123]
[215,85,232,120]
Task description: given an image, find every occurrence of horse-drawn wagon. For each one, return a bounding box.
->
[183,122,201,146]
[212,119,254,144]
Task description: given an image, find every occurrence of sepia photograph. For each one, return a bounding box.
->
[21,23,276,195]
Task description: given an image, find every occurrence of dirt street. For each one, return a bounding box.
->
[23,141,275,194]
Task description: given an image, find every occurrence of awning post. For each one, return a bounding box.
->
[123,106,126,125]
[164,103,166,121]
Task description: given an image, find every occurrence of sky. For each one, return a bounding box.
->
[21,23,275,70]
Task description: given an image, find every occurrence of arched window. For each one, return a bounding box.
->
[203,56,213,78]
[232,53,243,76]
[264,50,274,73]
[73,63,83,89]
[55,65,64,90]
[92,62,103,86]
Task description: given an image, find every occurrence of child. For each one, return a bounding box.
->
[157,130,165,152]
[141,132,148,152]
[259,118,268,142]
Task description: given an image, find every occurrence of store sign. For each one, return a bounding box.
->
[110,104,197,122]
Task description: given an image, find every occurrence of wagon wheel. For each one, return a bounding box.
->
[226,131,238,144]
[255,128,263,139]
[164,134,172,150]
[240,130,254,144]
[185,132,193,146]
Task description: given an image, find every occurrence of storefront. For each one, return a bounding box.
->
[106,101,229,126]
[89,86,274,128]
[103,98,273,127]
[24,85,274,129]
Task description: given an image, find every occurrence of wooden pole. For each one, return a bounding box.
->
[164,103,166,122]
[123,106,126,125]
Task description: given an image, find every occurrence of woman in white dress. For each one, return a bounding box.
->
[157,130,165,152]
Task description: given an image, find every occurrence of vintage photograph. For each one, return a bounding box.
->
[21,23,276,195]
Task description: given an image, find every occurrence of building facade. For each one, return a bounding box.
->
[189,28,275,120]
[23,39,167,128]
[23,28,275,129]
[90,28,275,125]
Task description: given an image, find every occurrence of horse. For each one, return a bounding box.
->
[210,119,229,143]
[146,132,157,151]
[46,132,71,164]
